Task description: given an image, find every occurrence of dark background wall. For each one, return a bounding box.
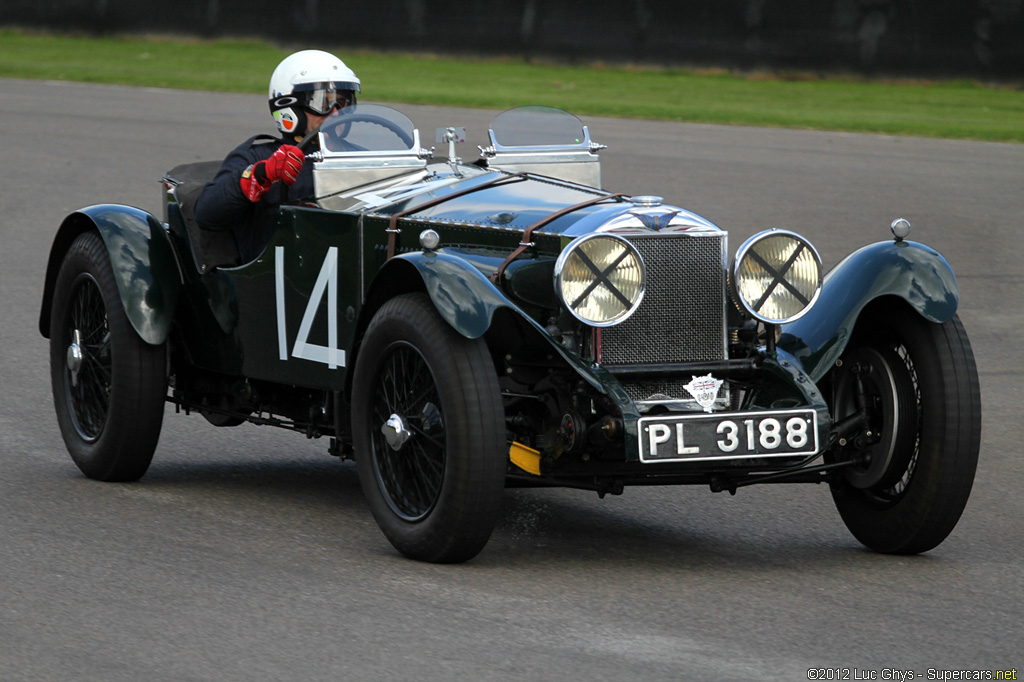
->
[4,0,1023,78]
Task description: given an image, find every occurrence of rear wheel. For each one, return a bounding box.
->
[828,305,980,554]
[352,294,506,563]
[49,232,167,481]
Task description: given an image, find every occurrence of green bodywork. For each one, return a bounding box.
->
[39,204,181,345]
[779,240,959,382]
[38,166,960,466]
[155,194,584,393]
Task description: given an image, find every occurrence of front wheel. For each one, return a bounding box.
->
[352,294,506,563]
[49,231,167,481]
[828,306,981,554]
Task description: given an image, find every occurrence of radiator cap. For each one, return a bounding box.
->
[629,195,663,207]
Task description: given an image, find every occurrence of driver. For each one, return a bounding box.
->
[194,49,360,262]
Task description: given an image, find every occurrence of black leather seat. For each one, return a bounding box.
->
[164,161,241,273]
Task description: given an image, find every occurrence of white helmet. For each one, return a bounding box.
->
[268,50,361,136]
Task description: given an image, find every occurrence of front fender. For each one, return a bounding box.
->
[39,204,182,345]
[779,240,959,382]
[397,251,512,339]
[370,251,607,393]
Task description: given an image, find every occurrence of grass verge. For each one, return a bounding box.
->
[1,29,1022,142]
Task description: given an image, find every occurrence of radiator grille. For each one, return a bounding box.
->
[600,233,728,367]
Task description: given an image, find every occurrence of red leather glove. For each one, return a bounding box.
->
[265,145,304,185]
[240,145,304,202]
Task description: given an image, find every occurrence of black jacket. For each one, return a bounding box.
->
[194,134,314,263]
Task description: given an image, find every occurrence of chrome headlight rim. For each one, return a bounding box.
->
[732,229,822,325]
[554,233,646,328]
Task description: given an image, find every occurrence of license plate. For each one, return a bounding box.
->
[638,408,819,463]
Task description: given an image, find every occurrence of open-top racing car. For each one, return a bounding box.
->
[40,104,980,562]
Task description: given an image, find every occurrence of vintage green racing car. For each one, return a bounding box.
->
[39,104,981,562]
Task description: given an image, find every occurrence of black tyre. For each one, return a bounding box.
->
[49,231,167,481]
[352,293,506,563]
[828,305,981,554]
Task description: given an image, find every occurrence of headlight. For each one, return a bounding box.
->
[555,234,645,326]
[733,230,821,324]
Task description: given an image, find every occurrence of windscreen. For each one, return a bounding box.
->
[489,106,589,147]
[317,104,417,154]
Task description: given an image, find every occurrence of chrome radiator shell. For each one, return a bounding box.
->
[597,230,729,408]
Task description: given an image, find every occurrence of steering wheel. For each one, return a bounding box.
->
[298,125,321,154]
[299,113,416,153]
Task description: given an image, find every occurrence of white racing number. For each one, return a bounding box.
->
[275,246,345,369]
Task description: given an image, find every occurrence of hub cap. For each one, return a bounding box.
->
[381,413,413,451]
[66,329,84,387]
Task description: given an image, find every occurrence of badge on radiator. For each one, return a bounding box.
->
[684,374,723,413]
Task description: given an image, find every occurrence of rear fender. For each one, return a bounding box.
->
[39,204,182,345]
[779,240,959,382]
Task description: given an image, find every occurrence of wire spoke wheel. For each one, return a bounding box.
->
[49,231,167,482]
[827,303,981,554]
[369,343,446,521]
[353,293,505,563]
[63,273,112,441]
[832,343,919,501]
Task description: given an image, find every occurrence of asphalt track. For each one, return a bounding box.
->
[1,78,1021,681]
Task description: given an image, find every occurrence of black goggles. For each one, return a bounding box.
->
[302,87,357,115]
